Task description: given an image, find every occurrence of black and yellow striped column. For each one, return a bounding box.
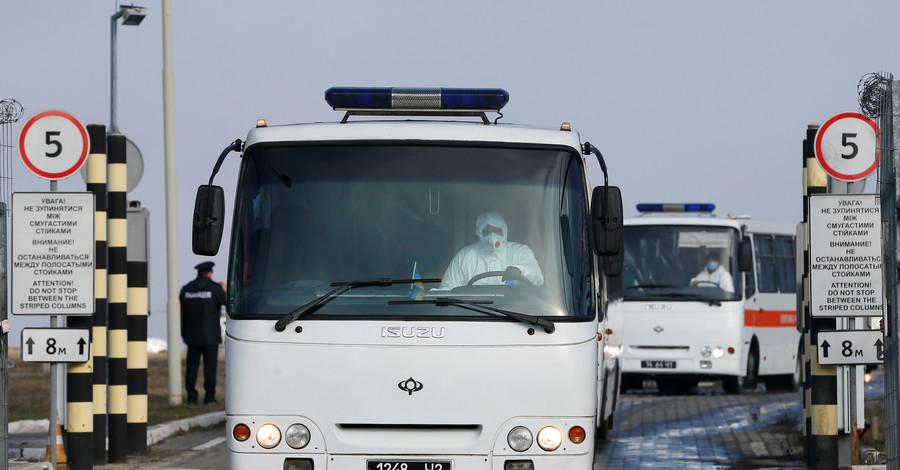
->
[803,124,838,468]
[67,124,105,469]
[107,133,129,462]
[127,252,148,454]
[90,128,109,465]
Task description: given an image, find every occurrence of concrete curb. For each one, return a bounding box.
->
[7,411,225,465]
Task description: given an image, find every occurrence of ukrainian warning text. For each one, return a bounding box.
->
[809,194,883,317]
[12,192,95,315]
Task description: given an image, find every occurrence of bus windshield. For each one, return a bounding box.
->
[622,225,741,302]
[228,143,594,320]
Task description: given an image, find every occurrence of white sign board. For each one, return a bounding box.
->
[814,112,880,181]
[20,327,90,363]
[809,194,883,317]
[12,192,94,315]
[17,110,90,180]
[817,329,884,365]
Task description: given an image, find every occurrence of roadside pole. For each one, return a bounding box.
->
[807,111,884,467]
[802,124,833,467]
[48,179,58,467]
[15,111,95,468]
[0,202,7,470]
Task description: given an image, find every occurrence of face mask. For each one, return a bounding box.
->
[707,261,718,272]
[481,232,504,255]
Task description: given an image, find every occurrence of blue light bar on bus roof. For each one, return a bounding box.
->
[324,87,509,111]
[637,203,716,213]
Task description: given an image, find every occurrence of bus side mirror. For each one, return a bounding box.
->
[590,185,623,257]
[192,185,226,256]
[738,239,752,272]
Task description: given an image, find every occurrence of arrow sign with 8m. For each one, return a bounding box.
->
[817,329,884,365]
[20,327,90,363]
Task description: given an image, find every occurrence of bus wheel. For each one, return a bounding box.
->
[744,348,759,390]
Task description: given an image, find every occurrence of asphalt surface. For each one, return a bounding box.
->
[6,369,888,469]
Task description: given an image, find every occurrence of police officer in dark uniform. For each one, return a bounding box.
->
[180,261,227,405]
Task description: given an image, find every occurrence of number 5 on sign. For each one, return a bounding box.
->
[17,110,90,180]
[814,112,880,182]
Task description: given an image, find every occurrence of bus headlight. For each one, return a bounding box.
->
[712,347,725,359]
[700,346,711,358]
[285,424,311,449]
[507,426,533,452]
[256,424,281,449]
[537,426,562,451]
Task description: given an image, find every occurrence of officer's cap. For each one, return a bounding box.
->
[194,261,215,271]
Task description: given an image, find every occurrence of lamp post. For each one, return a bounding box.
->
[110,4,147,133]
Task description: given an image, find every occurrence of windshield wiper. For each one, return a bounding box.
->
[274,277,441,332]
[625,284,678,290]
[389,297,556,334]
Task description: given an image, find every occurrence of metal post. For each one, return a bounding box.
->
[881,78,900,469]
[89,131,108,465]
[68,124,106,470]
[0,202,7,470]
[162,0,182,405]
[107,134,128,462]
[803,124,840,469]
[827,177,866,466]
[110,10,119,134]
[126,204,148,454]
[48,180,58,468]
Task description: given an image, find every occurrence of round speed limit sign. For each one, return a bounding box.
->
[814,112,880,181]
[18,110,90,180]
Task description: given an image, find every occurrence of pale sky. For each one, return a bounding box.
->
[2,0,897,344]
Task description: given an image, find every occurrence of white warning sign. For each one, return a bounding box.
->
[12,192,95,315]
[809,194,883,317]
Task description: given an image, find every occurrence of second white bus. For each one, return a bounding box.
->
[607,203,800,394]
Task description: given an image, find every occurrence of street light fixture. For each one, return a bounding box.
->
[120,5,147,25]
[110,4,147,133]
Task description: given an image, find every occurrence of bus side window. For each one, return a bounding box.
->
[754,235,778,293]
[775,236,796,293]
[744,236,756,299]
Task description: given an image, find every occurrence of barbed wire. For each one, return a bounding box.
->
[0,98,22,211]
[858,72,892,119]
[0,99,23,125]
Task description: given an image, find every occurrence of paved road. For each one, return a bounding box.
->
[77,385,803,469]
[11,381,811,469]
[87,427,227,470]
[594,382,805,469]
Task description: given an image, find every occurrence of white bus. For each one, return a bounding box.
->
[192,87,625,469]
[607,203,800,395]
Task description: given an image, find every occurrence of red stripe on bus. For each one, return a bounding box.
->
[744,309,796,327]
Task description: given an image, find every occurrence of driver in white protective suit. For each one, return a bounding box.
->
[690,251,734,292]
[438,211,544,290]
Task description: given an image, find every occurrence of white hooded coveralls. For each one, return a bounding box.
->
[690,265,734,293]
[439,212,544,290]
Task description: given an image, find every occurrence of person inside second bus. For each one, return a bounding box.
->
[439,211,544,290]
[690,251,734,292]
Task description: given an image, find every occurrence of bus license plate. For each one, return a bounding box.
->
[367,461,452,470]
[641,360,675,369]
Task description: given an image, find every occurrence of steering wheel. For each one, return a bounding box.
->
[467,270,533,286]
[694,280,719,288]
